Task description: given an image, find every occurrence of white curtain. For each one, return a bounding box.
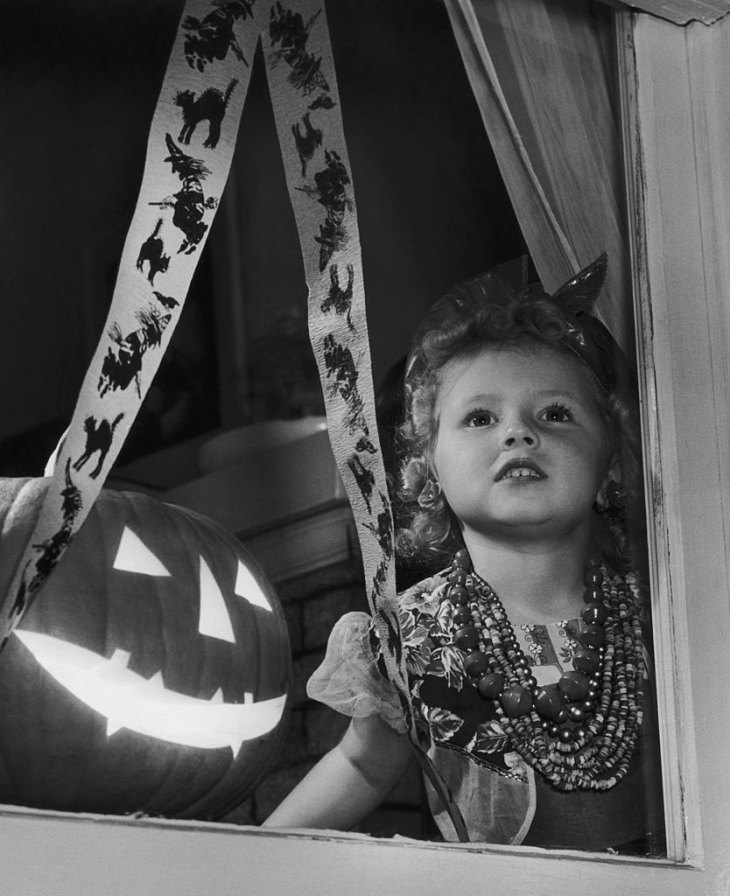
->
[445,0,633,353]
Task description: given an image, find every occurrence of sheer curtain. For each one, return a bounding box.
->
[445,0,633,352]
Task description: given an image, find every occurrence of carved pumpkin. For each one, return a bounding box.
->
[0,478,291,820]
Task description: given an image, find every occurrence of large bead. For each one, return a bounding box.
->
[582,601,608,625]
[580,623,606,648]
[534,686,564,720]
[477,672,504,700]
[568,704,585,722]
[454,626,479,651]
[583,566,603,587]
[572,646,600,674]
[500,685,532,717]
[464,651,488,677]
[449,585,469,606]
[453,549,471,570]
[558,671,590,700]
[452,606,472,626]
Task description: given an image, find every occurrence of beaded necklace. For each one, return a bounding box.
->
[445,548,645,791]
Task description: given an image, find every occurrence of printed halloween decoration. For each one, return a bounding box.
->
[0,0,402,832]
[0,477,290,820]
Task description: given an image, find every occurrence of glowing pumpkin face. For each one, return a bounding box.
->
[0,478,291,820]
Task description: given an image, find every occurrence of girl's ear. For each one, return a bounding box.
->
[596,454,623,508]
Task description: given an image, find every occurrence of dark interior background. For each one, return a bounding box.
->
[0,0,526,479]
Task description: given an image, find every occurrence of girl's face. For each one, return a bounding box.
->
[431,343,615,545]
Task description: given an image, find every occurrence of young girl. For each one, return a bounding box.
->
[264,255,664,852]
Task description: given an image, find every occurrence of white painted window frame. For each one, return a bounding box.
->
[3,8,730,895]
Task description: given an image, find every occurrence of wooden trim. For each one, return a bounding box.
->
[0,805,700,896]
[612,0,730,26]
[615,6,730,881]
[615,12,699,866]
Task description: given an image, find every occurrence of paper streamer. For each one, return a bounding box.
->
[0,0,413,735]
[0,0,261,643]
[261,1,415,736]
[0,0,476,837]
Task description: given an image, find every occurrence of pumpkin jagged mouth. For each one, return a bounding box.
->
[15,630,286,754]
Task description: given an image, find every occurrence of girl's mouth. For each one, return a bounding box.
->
[495,459,546,482]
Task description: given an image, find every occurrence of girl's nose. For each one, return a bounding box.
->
[500,418,539,450]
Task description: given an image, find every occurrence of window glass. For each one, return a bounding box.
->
[0,0,665,858]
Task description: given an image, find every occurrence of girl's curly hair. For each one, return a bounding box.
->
[393,262,645,577]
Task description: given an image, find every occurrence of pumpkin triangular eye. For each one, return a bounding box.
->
[235,561,272,612]
[199,556,235,642]
[114,526,171,576]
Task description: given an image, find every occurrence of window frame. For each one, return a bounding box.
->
[3,7,730,895]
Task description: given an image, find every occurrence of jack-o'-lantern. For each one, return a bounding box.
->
[0,477,291,820]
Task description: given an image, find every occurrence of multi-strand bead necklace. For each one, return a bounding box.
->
[444,549,645,791]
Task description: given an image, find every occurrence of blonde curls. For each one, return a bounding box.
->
[394,281,646,574]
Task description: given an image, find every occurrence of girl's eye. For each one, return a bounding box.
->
[464,409,496,427]
[541,403,573,422]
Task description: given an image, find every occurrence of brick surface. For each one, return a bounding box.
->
[303,702,349,756]
[278,560,362,603]
[302,585,368,650]
[277,707,310,765]
[281,599,303,653]
[291,651,325,705]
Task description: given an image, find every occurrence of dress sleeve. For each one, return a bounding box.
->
[306,611,407,734]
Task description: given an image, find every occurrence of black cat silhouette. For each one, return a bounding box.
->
[136,220,170,284]
[176,79,238,149]
[72,413,124,479]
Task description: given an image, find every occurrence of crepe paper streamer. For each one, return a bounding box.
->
[261,8,466,835]
[0,0,411,725]
[260,0,417,735]
[0,0,261,644]
[261,3,467,836]
[3,0,469,841]
[1,0,469,836]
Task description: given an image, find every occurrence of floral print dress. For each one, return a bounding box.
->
[308,570,657,847]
